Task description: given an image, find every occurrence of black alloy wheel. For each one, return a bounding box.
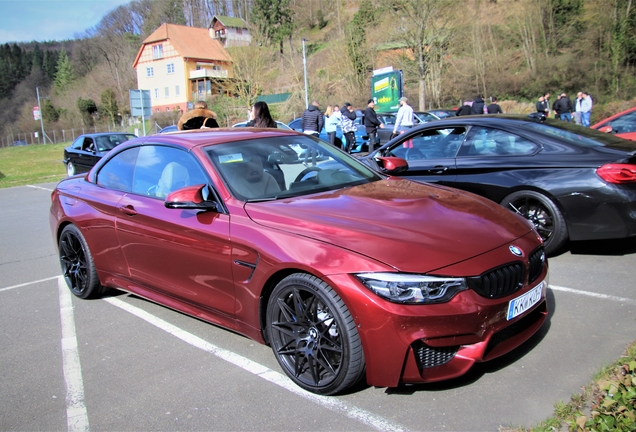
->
[267,273,365,395]
[58,224,105,299]
[501,190,568,255]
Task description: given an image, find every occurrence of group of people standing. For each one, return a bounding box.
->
[456,95,503,115]
[300,100,359,153]
[537,91,593,126]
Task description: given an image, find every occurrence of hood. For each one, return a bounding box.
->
[244,178,533,273]
[307,105,320,112]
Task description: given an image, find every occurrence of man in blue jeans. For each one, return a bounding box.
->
[553,92,573,122]
[580,92,593,127]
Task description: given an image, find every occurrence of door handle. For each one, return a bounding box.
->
[428,166,448,174]
[118,205,137,216]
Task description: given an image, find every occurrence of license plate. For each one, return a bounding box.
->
[507,281,544,320]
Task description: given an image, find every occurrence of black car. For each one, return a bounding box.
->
[64,133,137,176]
[361,115,636,255]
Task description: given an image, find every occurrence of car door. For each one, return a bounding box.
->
[606,110,636,141]
[74,136,99,173]
[453,126,540,201]
[105,145,236,316]
[384,126,465,184]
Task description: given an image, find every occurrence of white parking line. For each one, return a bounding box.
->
[58,277,90,432]
[26,184,54,191]
[0,276,60,293]
[550,285,636,305]
[104,296,407,432]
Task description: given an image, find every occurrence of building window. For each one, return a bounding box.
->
[175,85,180,96]
[156,108,160,112]
[154,88,159,98]
[146,67,154,77]
[164,87,169,97]
[166,107,170,111]
[153,44,163,59]
[167,63,175,74]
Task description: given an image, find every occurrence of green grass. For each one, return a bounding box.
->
[0,142,68,188]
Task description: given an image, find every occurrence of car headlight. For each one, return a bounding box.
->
[355,273,467,304]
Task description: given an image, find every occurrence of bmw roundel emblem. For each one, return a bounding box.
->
[509,245,524,257]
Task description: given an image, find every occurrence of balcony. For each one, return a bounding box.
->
[189,69,228,79]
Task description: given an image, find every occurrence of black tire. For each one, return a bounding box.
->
[58,225,106,299]
[66,162,76,177]
[501,190,568,255]
[266,273,365,395]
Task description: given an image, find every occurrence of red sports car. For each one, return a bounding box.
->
[592,106,636,141]
[50,128,548,395]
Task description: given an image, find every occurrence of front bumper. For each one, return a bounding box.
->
[326,236,548,388]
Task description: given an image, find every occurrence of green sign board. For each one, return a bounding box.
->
[370,70,403,112]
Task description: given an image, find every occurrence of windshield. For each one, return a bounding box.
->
[205,135,381,201]
[521,120,636,151]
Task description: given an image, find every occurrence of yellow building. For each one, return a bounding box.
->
[133,21,240,113]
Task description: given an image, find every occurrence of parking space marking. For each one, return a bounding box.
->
[0,276,60,293]
[104,296,407,432]
[58,277,90,432]
[550,285,636,305]
[26,184,54,191]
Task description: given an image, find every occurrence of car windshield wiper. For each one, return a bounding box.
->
[245,196,279,202]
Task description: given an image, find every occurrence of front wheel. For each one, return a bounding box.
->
[66,162,76,177]
[58,224,106,299]
[267,273,365,395]
[501,190,568,255]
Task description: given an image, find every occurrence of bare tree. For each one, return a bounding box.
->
[383,0,455,110]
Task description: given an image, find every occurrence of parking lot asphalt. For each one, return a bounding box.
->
[1,182,635,431]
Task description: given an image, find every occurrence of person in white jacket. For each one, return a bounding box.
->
[325,105,342,146]
[393,97,414,136]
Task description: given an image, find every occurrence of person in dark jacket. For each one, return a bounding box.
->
[487,97,503,114]
[363,99,384,153]
[456,101,473,116]
[470,95,486,114]
[341,102,357,153]
[301,101,323,166]
[177,100,219,130]
[552,93,573,122]
[536,94,549,115]
[301,101,324,136]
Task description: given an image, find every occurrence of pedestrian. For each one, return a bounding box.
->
[177,100,219,130]
[325,105,341,146]
[301,100,323,166]
[363,99,384,153]
[456,100,473,116]
[553,92,573,122]
[245,101,277,128]
[486,96,503,114]
[580,92,593,127]
[393,96,414,136]
[341,102,357,153]
[536,95,549,117]
[574,92,584,125]
[543,92,552,117]
[471,95,486,114]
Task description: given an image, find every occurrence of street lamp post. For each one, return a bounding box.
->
[36,87,47,144]
[302,38,309,108]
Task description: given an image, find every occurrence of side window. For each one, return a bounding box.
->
[71,137,83,150]
[96,147,139,192]
[609,111,636,133]
[83,138,95,151]
[458,127,537,157]
[387,127,466,160]
[132,146,209,198]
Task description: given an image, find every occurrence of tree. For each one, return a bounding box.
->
[77,97,97,126]
[383,0,455,110]
[100,88,120,126]
[344,0,377,89]
[251,0,295,55]
[53,50,76,94]
[228,45,275,109]
[42,98,59,123]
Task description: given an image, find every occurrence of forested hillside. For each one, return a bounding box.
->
[1,0,636,142]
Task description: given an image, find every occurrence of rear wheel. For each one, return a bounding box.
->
[66,162,76,177]
[58,224,106,299]
[267,273,365,395]
[501,190,568,255]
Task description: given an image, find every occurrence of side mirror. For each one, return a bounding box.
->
[375,156,408,175]
[165,184,219,211]
[598,125,613,133]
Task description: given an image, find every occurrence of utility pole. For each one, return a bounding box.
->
[302,38,309,108]
[36,87,47,144]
